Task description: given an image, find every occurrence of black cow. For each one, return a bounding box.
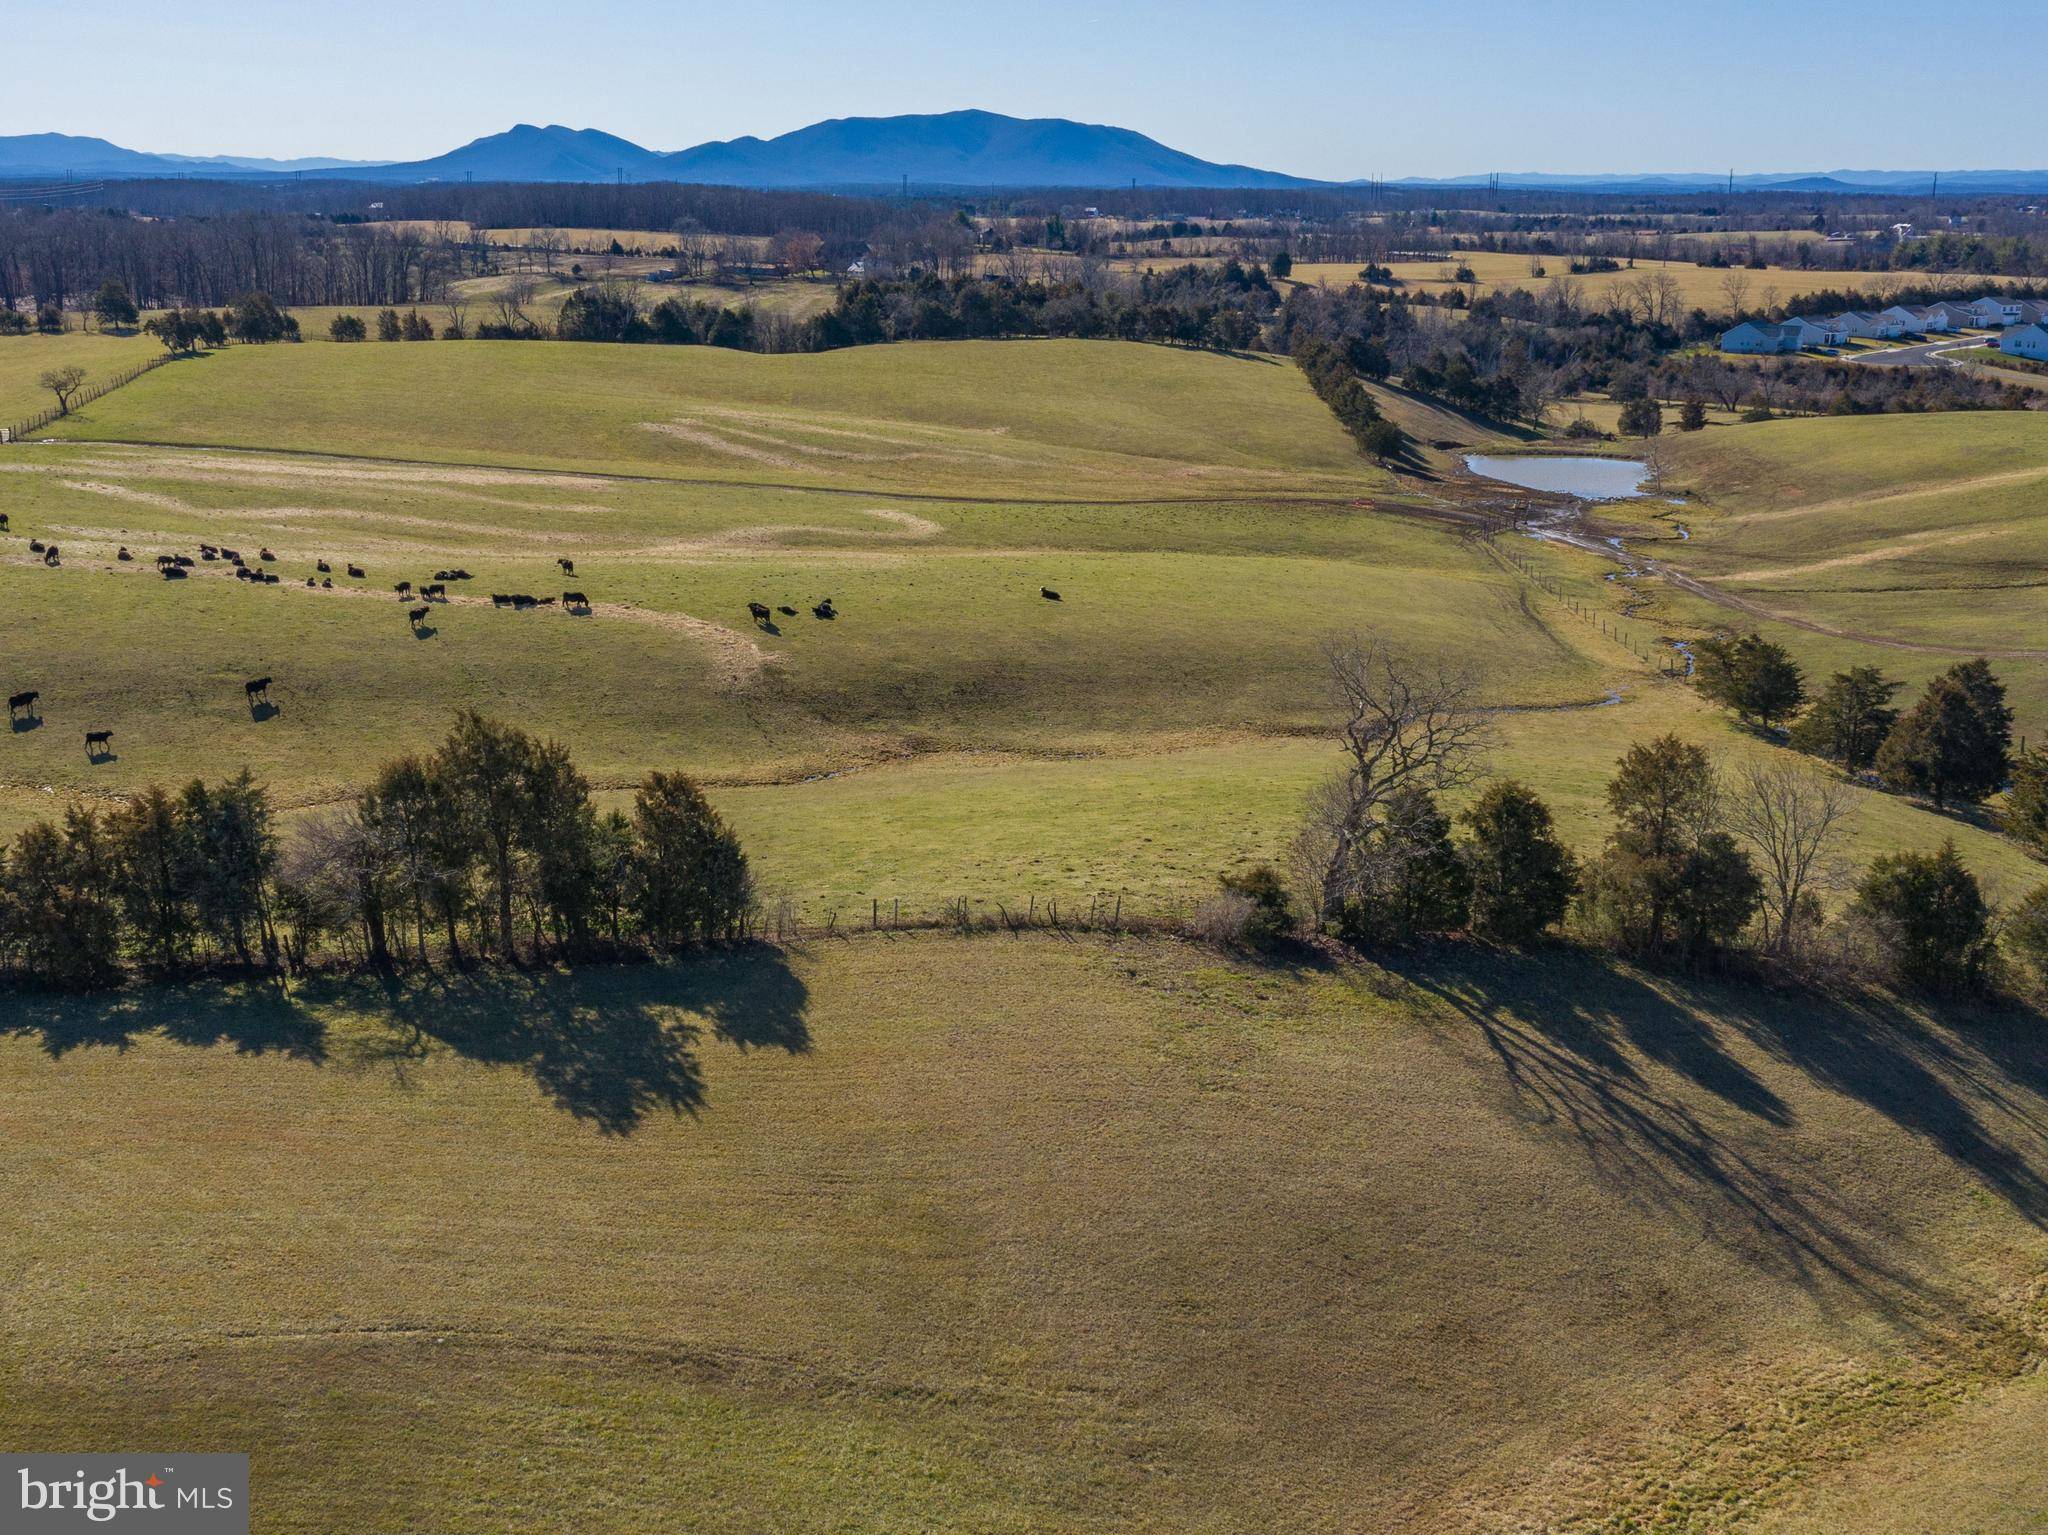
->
[451,569,472,580]
[777,605,796,617]
[117,547,133,562]
[407,605,430,626]
[162,564,187,580]
[511,594,537,608]
[7,690,37,719]
[259,548,277,562]
[563,591,588,609]
[220,547,241,563]
[316,559,331,573]
[42,545,60,567]
[84,730,113,756]
[174,555,194,568]
[491,593,512,607]
[558,557,575,574]
[244,677,272,703]
[812,597,837,620]
[1041,587,1061,601]
[262,572,280,585]
[394,581,412,595]
[423,583,446,600]
[347,564,365,579]
[321,578,332,589]
[200,543,219,557]
[747,601,772,623]
[28,539,43,553]
[0,513,9,530]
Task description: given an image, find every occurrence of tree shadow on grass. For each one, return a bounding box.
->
[4,975,327,1062]
[1383,943,2048,1327]
[3,947,811,1136]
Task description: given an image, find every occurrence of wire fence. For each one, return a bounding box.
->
[2,352,172,443]
[754,890,1181,945]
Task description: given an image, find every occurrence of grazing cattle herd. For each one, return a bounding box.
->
[8,505,1078,766]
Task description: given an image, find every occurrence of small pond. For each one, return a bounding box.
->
[1464,454,1650,500]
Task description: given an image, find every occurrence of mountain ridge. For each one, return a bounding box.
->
[3,118,2046,192]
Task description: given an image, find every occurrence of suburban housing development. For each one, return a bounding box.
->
[1721,293,2048,354]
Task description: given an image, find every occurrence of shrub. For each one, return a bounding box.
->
[1740,405,1774,423]
[2001,748,2048,858]
[1189,891,1256,947]
[328,313,367,342]
[1218,864,1294,942]
[2005,884,2048,987]
[1618,397,1663,438]
[1849,840,1992,992]
[1459,781,1577,943]
[1678,396,1708,431]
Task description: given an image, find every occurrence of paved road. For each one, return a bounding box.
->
[1845,336,1985,368]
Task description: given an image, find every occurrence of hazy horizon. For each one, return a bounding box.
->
[6,0,2043,180]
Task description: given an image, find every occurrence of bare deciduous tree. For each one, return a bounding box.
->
[1291,638,1488,923]
[1727,760,1853,955]
[38,365,86,414]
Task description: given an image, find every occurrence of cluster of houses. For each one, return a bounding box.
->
[1721,293,2048,362]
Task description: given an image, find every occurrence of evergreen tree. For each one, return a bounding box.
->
[1694,632,1806,728]
[1851,840,1991,992]
[1788,665,1901,770]
[1876,659,2012,807]
[1459,780,1577,943]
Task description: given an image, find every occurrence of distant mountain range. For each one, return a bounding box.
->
[0,113,1319,189]
[3,115,2046,194]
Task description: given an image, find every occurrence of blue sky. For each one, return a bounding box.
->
[10,0,2044,177]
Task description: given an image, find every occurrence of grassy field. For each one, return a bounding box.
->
[0,329,159,427]
[1637,410,2048,732]
[9,298,2048,1530]
[3,931,2044,1533]
[48,338,1386,498]
[1285,251,1872,313]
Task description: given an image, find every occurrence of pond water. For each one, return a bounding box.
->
[1464,454,1650,500]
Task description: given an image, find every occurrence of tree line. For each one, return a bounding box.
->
[1200,639,2048,997]
[0,207,448,312]
[0,715,751,990]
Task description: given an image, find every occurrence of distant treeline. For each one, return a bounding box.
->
[0,207,445,309]
[0,714,752,990]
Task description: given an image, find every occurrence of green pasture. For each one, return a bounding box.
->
[49,337,1387,499]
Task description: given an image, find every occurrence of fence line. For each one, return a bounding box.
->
[754,888,1176,945]
[2,351,173,443]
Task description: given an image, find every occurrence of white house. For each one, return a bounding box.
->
[1832,310,1904,339]
[1925,301,1980,331]
[2010,299,2048,327]
[1780,314,1847,347]
[1720,320,1797,354]
[1878,305,1927,334]
[1967,295,2024,327]
[2001,324,2048,361]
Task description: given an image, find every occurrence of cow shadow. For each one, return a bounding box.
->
[755,618,781,635]
[247,700,278,722]
[410,623,437,640]
[84,747,117,765]
[10,714,39,734]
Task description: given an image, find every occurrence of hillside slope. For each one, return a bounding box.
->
[3,933,2043,1532]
